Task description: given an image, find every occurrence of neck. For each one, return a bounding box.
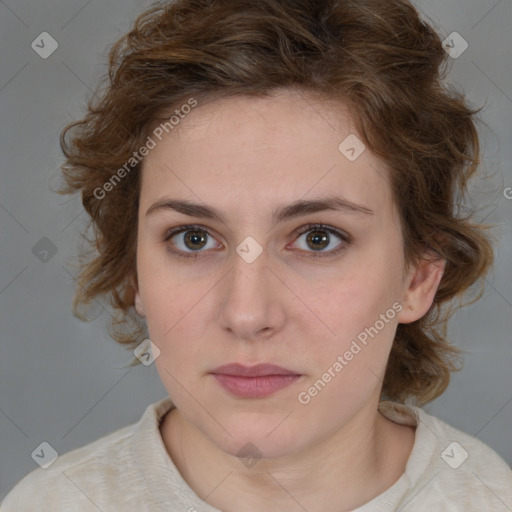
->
[160,398,415,512]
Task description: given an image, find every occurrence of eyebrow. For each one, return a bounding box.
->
[146,196,374,228]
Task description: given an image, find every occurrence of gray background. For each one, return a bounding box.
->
[1,0,511,500]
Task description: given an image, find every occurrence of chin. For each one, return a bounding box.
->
[217,433,303,463]
[201,411,308,462]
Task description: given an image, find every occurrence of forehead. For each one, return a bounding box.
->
[139,89,394,223]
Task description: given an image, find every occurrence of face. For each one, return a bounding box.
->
[134,89,440,459]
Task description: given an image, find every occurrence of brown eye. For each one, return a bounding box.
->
[292,224,352,258]
[163,224,221,259]
[182,230,208,250]
[305,230,330,251]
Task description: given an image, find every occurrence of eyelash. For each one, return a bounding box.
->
[162,223,352,260]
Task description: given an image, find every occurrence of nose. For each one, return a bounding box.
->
[216,246,286,342]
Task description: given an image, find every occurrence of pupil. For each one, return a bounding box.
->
[187,231,206,249]
[308,231,328,250]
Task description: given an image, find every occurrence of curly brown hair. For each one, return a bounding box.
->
[58,0,494,407]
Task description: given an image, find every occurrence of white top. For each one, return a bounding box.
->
[2,397,511,511]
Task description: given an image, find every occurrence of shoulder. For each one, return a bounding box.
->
[420,406,510,470]
[0,399,172,512]
[1,422,136,511]
[412,405,512,509]
[1,398,175,511]
[378,401,512,510]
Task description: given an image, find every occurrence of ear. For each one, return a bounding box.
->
[131,274,146,318]
[397,250,446,324]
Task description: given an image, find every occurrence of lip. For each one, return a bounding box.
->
[210,363,302,398]
[211,363,299,377]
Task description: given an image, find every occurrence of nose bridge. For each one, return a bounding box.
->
[217,241,283,338]
[229,241,271,304]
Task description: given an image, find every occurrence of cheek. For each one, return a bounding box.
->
[315,270,396,338]
[136,243,189,329]
[136,252,212,360]
[149,294,207,402]
[143,285,202,352]
[300,257,401,383]
[297,316,397,420]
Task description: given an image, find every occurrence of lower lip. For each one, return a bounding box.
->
[213,374,301,398]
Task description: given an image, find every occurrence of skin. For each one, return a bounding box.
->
[133,88,446,512]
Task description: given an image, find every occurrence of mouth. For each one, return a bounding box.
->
[210,363,303,399]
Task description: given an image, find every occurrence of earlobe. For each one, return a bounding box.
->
[131,275,146,317]
[134,291,146,317]
[397,252,446,324]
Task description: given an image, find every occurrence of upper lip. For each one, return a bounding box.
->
[210,363,301,377]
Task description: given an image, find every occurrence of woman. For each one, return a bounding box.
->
[3,0,511,510]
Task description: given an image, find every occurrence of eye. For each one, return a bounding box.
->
[163,223,352,260]
[291,224,351,258]
[163,224,220,260]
